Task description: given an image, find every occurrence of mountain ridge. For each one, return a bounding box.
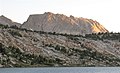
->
[0,15,21,27]
[21,12,108,35]
[0,12,108,35]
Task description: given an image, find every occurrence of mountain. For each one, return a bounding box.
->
[0,24,120,67]
[21,12,108,35]
[0,15,21,27]
[0,13,119,67]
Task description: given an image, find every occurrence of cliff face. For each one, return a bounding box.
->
[0,15,21,27]
[21,12,108,35]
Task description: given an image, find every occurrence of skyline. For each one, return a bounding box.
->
[0,0,120,32]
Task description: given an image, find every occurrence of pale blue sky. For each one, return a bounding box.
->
[0,0,120,32]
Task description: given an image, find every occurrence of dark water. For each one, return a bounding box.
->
[0,67,120,73]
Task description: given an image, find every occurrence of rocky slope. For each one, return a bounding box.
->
[0,15,21,27]
[21,12,108,35]
[0,24,120,67]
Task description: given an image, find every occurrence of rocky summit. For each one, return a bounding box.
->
[21,12,108,35]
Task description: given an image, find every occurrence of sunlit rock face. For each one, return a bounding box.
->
[0,15,21,27]
[21,12,108,35]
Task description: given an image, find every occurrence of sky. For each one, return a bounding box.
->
[0,0,120,32]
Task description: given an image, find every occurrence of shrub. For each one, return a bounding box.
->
[10,25,18,29]
[9,30,22,37]
[55,45,67,53]
[0,24,8,29]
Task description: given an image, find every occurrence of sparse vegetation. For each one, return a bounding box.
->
[0,43,63,67]
[8,30,22,37]
[84,32,120,41]
[0,24,8,29]
[0,23,120,67]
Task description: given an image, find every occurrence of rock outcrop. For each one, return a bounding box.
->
[21,12,108,35]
